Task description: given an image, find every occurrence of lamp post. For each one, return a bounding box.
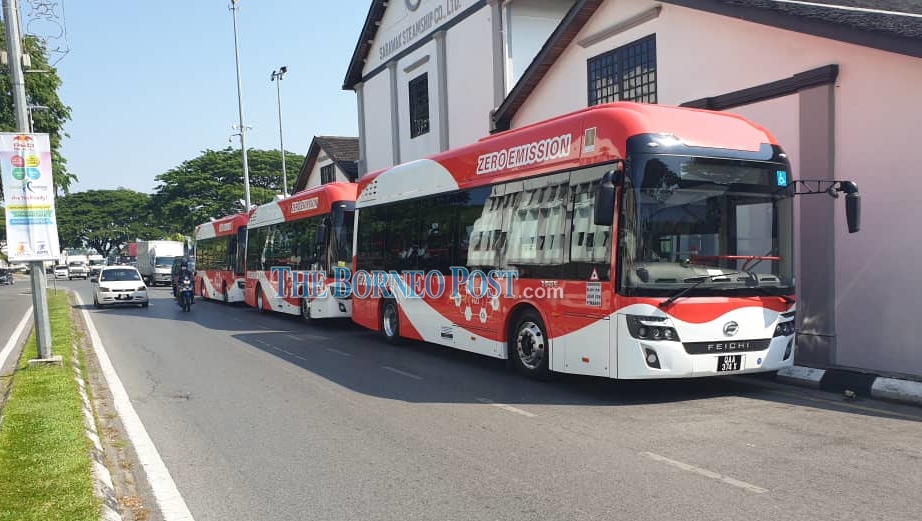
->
[229,0,251,210]
[271,66,288,196]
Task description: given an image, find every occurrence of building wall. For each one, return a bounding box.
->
[504,0,575,88]
[445,6,494,148]
[396,41,442,162]
[510,1,922,378]
[357,0,574,174]
[361,72,395,173]
[364,0,473,73]
[303,155,351,190]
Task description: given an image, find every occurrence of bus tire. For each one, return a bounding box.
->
[381,299,401,345]
[300,298,314,323]
[509,309,551,380]
[222,283,229,303]
[255,284,266,313]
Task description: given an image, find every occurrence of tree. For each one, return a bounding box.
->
[1,25,76,194]
[55,189,164,258]
[150,147,303,234]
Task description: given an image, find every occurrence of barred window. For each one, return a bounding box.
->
[320,164,335,184]
[409,73,430,138]
[587,34,656,106]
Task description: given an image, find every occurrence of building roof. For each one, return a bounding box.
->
[342,0,388,91]
[293,136,360,193]
[491,0,922,131]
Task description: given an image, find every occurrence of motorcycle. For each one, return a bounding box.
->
[177,275,194,312]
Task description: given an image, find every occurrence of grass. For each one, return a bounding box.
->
[0,291,99,521]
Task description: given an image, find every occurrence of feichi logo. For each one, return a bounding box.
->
[406,0,422,11]
[723,321,739,337]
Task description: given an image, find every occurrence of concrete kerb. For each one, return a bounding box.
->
[779,365,922,407]
[72,310,124,521]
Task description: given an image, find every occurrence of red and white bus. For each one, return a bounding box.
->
[193,212,249,303]
[244,182,357,320]
[351,102,859,380]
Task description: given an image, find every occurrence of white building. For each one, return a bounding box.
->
[293,136,360,192]
[343,0,922,379]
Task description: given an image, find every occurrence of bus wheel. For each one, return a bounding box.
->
[300,298,313,323]
[222,283,229,303]
[256,285,266,313]
[381,299,401,344]
[510,310,551,380]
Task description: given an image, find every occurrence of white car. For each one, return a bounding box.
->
[54,265,69,279]
[93,266,149,308]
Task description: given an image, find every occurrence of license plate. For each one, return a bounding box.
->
[717,355,742,372]
[117,294,130,300]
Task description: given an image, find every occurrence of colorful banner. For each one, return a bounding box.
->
[1,133,61,261]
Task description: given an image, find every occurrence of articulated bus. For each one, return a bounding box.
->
[193,212,249,303]
[244,182,357,320]
[351,102,859,380]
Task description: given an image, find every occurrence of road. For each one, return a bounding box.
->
[44,282,922,520]
[0,273,34,374]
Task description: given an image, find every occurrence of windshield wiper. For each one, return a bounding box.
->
[659,271,746,309]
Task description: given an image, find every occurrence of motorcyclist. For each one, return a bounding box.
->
[174,259,196,304]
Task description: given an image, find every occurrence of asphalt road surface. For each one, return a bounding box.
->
[45,282,922,520]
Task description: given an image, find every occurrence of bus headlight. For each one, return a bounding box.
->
[774,321,795,337]
[627,315,680,342]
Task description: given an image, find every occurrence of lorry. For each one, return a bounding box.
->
[88,254,107,276]
[66,254,90,280]
[136,240,185,286]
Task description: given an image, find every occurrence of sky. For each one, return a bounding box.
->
[43,1,370,194]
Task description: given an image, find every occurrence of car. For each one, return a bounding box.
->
[0,268,13,285]
[92,266,149,308]
[54,265,69,279]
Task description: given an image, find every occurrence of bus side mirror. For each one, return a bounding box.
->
[839,181,860,233]
[594,170,619,226]
[845,192,860,233]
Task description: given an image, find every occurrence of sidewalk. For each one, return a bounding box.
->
[778,365,922,407]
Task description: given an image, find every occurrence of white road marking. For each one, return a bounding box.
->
[75,293,196,520]
[382,365,423,380]
[0,306,33,372]
[288,333,331,341]
[326,348,353,357]
[641,451,769,494]
[476,398,537,418]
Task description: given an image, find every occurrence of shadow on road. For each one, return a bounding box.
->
[76,288,922,422]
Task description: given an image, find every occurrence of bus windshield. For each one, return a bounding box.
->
[331,204,355,270]
[619,154,794,298]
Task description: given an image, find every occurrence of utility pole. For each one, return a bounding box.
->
[230,0,251,210]
[2,0,55,361]
[271,66,288,196]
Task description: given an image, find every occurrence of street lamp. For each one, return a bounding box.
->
[270,65,288,196]
[229,0,251,210]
